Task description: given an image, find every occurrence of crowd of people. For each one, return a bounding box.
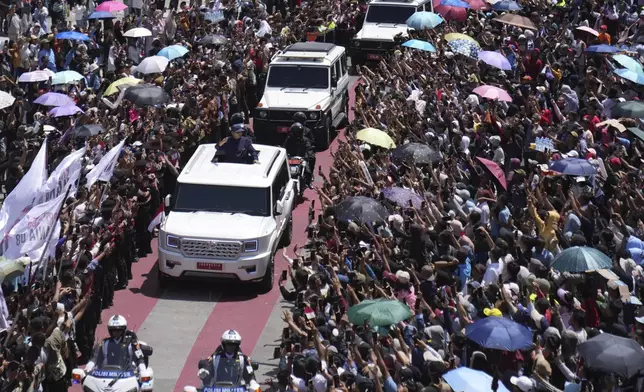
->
[272,2,644,392]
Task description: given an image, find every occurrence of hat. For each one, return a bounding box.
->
[88,63,99,72]
[395,270,410,284]
[510,376,536,392]
[484,308,502,317]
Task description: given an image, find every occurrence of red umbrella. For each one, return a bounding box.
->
[466,0,489,10]
[476,156,508,190]
[433,0,468,20]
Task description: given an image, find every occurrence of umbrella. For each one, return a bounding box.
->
[124,85,171,106]
[406,12,444,29]
[51,70,85,85]
[478,51,512,70]
[493,14,536,30]
[614,68,644,85]
[355,128,396,149]
[586,44,619,53]
[549,158,596,176]
[440,0,471,7]
[158,45,189,60]
[465,317,532,351]
[48,105,84,117]
[334,196,390,224]
[433,0,467,21]
[74,124,105,138]
[448,39,480,58]
[473,85,513,102]
[596,119,626,133]
[392,143,441,164]
[33,92,75,107]
[465,0,490,10]
[104,76,142,96]
[575,26,599,36]
[201,34,228,45]
[578,333,644,379]
[88,11,115,19]
[475,156,507,190]
[203,10,226,23]
[0,91,16,109]
[550,246,611,273]
[123,27,152,38]
[401,39,436,52]
[443,368,511,392]
[55,31,90,41]
[134,56,169,74]
[492,0,521,10]
[18,70,53,83]
[612,101,644,118]
[382,187,423,208]
[627,127,644,142]
[612,54,643,73]
[347,299,412,327]
[94,1,128,12]
[444,32,478,44]
[0,257,30,283]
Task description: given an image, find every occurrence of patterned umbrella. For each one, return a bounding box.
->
[448,39,480,58]
[201,34,228,45]
[550,246,611,272]
[382,187,424,208]
[334,196,390,223]
[392,143,441,164]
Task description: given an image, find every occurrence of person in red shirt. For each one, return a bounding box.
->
[598,25,611,44]
[524,48,544,80]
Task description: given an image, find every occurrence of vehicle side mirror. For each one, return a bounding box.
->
[275,201,283,216]
[252,363,259,371]
[140,344,153,357]
[164,195,171,211]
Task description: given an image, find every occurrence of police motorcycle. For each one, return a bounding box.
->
[288,155,307,202]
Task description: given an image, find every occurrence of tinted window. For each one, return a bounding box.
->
[174,183,270,216]
[341,54,348,76]
[272,161,290,210]
[267,66,329,89]
[365,5,415,24]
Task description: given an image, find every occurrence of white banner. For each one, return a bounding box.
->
[37,147,86,205]
[27,219,61,262]
[0,141,48,242]
[85,140,125,189]
[3,194,65,259]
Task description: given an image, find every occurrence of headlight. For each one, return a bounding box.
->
[308,112,319,120]
[259,110,268,118]
[242,240,258,252]
[166,235,180,248]
[353,40,361,47]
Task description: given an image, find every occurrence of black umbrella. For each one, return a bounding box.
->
[391,143,441,164]
[124,85,171,107]
[74,124,105,138]
[577,333,644,379]
[334,196,390,224]
[200,34,227,45]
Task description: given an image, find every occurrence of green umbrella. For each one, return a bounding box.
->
[611,101,644,118]
[347,299,412,327]
[0,257,29,282]
[627,127,644,142]
[550,246,611,273]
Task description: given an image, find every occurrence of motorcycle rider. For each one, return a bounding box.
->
[283,123,315,188]
[85,315,147,373]
[197,330,256,387]
[293,111,316,146]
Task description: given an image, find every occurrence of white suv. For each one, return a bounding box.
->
[158,143,295,292]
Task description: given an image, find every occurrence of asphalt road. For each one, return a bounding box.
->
[70,75,359,392]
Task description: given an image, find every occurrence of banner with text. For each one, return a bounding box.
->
[37,147,86,205]
[85,140,125,189]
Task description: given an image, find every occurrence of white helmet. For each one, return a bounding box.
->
[221,330,242,346]
[107,315,127,335]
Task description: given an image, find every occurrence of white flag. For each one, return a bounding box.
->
[3,194,65,259]
[27,219,61,261]
[37,147,86,204]
[85,140,125,189]
[0,141,48,250]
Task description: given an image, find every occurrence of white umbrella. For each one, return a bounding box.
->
[134,56,170,74]
[18,70,53,83]
[0,91,16,109]
[123,27,152,38]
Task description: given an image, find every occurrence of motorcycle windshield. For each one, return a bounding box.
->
[90,346,135,378]
[214,357,241,385]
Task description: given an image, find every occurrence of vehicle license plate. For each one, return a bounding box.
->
[203,387,246,392]
[197,262,223,271]
[367,54,381,60]
[277,126,290,133]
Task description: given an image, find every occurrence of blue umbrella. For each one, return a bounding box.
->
[448,39,480,58]
[406,11,444,29]
[158,45,190,60]
[382,187,424,208]
[492,0,521,10]
[401,39,436,52]
[440,0,471,7]
[550,246,611,273]
[586,44,619,53]
[612,54,644,74]
[88,11,115,19]
[203,10,225,23]
[443,367,511,392]
[55,31,90,41]
[614,68,644,85]
[465,317,533,351]
[548,158,596,176]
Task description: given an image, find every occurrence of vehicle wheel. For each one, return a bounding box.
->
[258,254,275,293]
[316,116,332,150]
[280,216,293,247]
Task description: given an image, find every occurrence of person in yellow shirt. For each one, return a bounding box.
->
[528,195,560,253]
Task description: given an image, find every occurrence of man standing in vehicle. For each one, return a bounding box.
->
[197,330,257,388]
[215,125,259,164]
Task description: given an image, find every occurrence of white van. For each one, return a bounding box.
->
[158,144,295,292]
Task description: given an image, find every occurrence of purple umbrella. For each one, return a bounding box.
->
[382,187,424,208]
[34,92,75,107]
[477,51,512,70]
[48,104,84,117]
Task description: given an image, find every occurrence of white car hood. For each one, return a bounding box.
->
[261,89,329,110]
[355,24,409,41]
[164,211,275,240]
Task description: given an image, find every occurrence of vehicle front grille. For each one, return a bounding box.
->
[358,40,395,51]
[270,110,298,121]
[181,239,242,259]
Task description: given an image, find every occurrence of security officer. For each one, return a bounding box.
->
[230,112,255,141]
[293,112,316,146]
[85,315,147,373]
[284,123,315,188]
[215,124,259,164]
[198,330,256,387]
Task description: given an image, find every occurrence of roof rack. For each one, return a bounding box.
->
[284,42,335,53]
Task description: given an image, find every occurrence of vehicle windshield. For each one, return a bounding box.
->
[173,183,271,216]
[90,351,134,377]
[365,5,416,24]
[267,66,329,89]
